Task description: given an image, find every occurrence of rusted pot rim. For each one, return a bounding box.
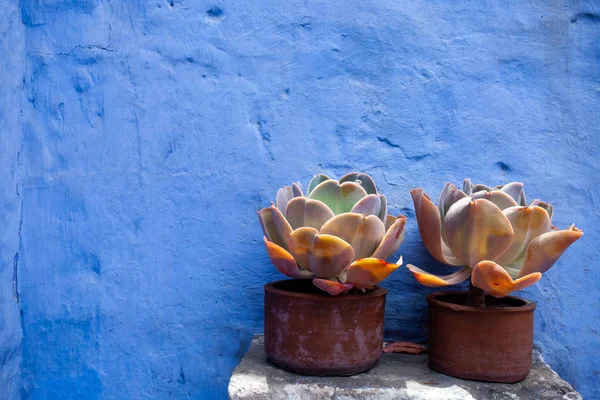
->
[265,279,388,301]
[427,290,536,313]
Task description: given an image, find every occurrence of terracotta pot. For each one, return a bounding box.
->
[264,279,387,376]
[427,291,536,383]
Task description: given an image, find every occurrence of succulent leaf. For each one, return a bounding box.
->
[308,180,368,215]
[534,200,554,220]
[438,183,467,217]
[285,197,335,231]
[384,214,396,231]
[499,182,527,206]
[257,206,292,249]
[339,172,377,195]
[463,179,493,194]
[372,215,407,260]
[320,213,385,261]
[438,183,468,243]
[444,197,514,268]
[272,205,293,245]
[350,194,382,216]
[500,262,524,279]
[263,237,314,279]
[495,206,552,266]
[473,183,493,192]
[410,188,463,266]
[276,186,295,214]
[258,207,279,244]
[517,225,583,277]
[346,257,403,288]
[470,190,519,210]
[312,278,354,295]
[307,174,330,196]
[288,227,354,278]
[377,194,388,223]
[463,178,473,196]
[292,182,303,197]
[471,260,541,298]
[406,264,471,287]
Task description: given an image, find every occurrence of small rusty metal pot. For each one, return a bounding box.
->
[427,291,536,383]
[264,279,387,376]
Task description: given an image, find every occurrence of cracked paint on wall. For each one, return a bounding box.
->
[1,0,599,398]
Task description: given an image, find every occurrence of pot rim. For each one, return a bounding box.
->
[427,290,536,313]
[265,279,388,301]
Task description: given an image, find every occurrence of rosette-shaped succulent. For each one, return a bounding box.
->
[258,172,406,295]
[407,179,583,297]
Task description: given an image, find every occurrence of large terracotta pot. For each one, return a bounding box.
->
[427,291,536,383]
[264,279,387,376]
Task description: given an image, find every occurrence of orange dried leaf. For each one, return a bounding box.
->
[383,341,427,355]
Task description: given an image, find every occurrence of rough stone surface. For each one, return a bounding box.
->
[229,337,582,400]
[1,0,599,398]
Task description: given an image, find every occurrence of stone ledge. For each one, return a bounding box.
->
[229,336,581,400]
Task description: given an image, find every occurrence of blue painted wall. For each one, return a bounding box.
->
[1,0,598,398]
[1,2,24,399]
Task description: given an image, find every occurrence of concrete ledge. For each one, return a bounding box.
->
[229,336,581,400]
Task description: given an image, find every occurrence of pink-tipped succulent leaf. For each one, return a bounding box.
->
[372,215,407,260]
[312,278,354,295]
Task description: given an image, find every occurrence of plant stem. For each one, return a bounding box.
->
[466,282,486,308]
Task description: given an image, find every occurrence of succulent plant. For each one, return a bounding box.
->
[258,172,406,295]
[407,179,583,298]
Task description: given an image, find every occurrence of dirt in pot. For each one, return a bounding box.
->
[271,279,378,296]
[436,292,528,308]
[271,279,324,294]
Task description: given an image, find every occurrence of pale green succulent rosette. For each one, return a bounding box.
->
[259,172,406,295]
[407,179,583,297]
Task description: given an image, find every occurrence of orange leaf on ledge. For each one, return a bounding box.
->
[383,342,427,355]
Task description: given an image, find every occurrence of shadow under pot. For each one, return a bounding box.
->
[264,279,387,376]
[427,291,536,383]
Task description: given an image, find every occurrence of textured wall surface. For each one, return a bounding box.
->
[1,0,599,398]
[0,1,24,398]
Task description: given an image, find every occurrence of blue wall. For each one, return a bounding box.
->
[1,2,24,399]
[1,0,599,398]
